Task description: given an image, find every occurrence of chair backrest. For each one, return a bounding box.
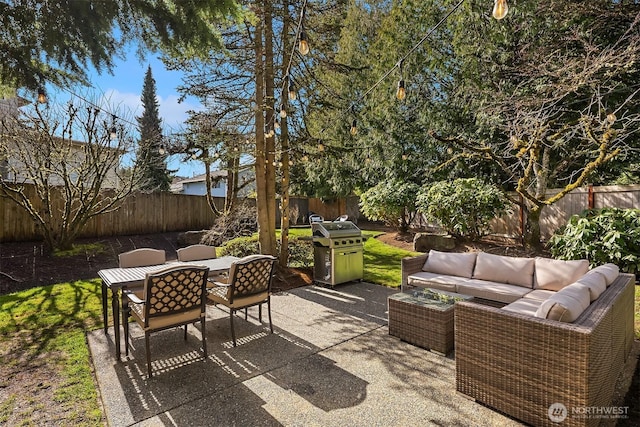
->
[177,244,217,262]
[119,248,166,268]
[227,255,277,304]
[142,265,209,326]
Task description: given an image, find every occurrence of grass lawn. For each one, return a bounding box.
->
[0,231,638,425]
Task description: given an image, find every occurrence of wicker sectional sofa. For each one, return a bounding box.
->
[401,250,636,427]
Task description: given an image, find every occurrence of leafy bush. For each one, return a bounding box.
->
[218,235,313,268]
[548,208,640,273]
[416,178,508,239]
[359,179,419,232]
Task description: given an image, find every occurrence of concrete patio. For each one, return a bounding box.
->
[87,281,627,426]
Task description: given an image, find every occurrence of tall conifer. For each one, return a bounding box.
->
[136,66,171,192]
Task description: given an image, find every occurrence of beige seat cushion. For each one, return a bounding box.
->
[575,271,607,302]
[589,263,620,286]
[422,250,477,279]
[533,257,589,291]
[472,252,535,288]
[207,286,269,309]
[522,289,556,301]
[456,279,531,304]
[502,298,543,316]
[535,283,591,322]
[407,272,468,292]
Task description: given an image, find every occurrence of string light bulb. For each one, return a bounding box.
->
[396,79,406,100]
[279,104,287,118]
[350,119,358,136]
[288,81,297,101]
[109,114,117,140]
[274,119,280,130]
[299,30,310,55]
[158,145,166,155]
[492,0,508,20]
[37,88,46,104]
[191,152,197,160]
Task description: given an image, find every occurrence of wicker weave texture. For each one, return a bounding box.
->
[388,295,455,354]
[455,273,635,427]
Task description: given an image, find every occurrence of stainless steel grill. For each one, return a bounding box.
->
[312,221,364,286]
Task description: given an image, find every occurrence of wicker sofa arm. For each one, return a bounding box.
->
[401,253,428,289]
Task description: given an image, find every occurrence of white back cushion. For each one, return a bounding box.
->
[533,257,589,291]
[472,252,535,288]
[575,271,607,302]
[422,250,477,278]
[535,283,591,322]
[589,263,620,286]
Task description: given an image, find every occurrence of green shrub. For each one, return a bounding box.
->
[359,179,419,232]
[218,235,313,268]
[548,208,640,273]
[416,178,508,239]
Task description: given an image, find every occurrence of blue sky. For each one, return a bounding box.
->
[49,49,205,178]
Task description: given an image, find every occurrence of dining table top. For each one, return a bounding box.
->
[98,255,240,289]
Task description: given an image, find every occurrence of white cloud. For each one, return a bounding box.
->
[101,89,202,133]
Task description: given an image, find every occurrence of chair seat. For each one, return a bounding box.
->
[207,286,269,309]
[129,301,203,330]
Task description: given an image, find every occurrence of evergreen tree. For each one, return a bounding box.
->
[136,66,171,192]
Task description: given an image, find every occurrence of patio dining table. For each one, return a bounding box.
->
[98,256,239,360]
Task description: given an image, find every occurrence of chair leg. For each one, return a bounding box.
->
[244,308,248,320]
[267,299,273,334]
[230,309,237,347]
[123,304,130,357]
[145,332,152,378]
[259,304,263,322]
[201,318,207,359]
[184,324,188,340]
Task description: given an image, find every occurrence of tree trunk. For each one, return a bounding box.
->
[263,0,277,256]
[523,202,544,250]
[279,0,291,267]
[254,4,276,256]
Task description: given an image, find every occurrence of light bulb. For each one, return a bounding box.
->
[279,104,287,118]
[350,119,358,136]
[191,152,197,160]
[110,126,117,140]
[288,82,297,101]
[318,143,324,152]
[492,0,508,20]
[396,80,406,100]
[37,88,46,104]
[402,154,408,161]
[607,112,617,123]
[274,120,280,129]
[159,145,166,155]
[299,31,309,55]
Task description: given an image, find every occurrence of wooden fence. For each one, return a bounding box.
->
[0,188,217,242]
[490,184,640,240]
[0,185,361,243]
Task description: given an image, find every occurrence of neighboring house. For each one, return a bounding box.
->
[171,169,255,198]
[0,96,122,189]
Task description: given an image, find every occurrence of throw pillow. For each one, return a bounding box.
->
[535,283,591,322]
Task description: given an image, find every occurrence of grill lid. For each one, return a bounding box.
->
[312,221,361,239]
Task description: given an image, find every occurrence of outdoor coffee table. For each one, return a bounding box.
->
[388,288,473,355]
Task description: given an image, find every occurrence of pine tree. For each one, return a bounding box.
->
[136,66,171,192]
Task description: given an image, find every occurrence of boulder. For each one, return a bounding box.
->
[177,230,208,247]
[413,233,456,252]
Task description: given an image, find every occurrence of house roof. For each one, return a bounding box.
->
[170,171,228,193]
